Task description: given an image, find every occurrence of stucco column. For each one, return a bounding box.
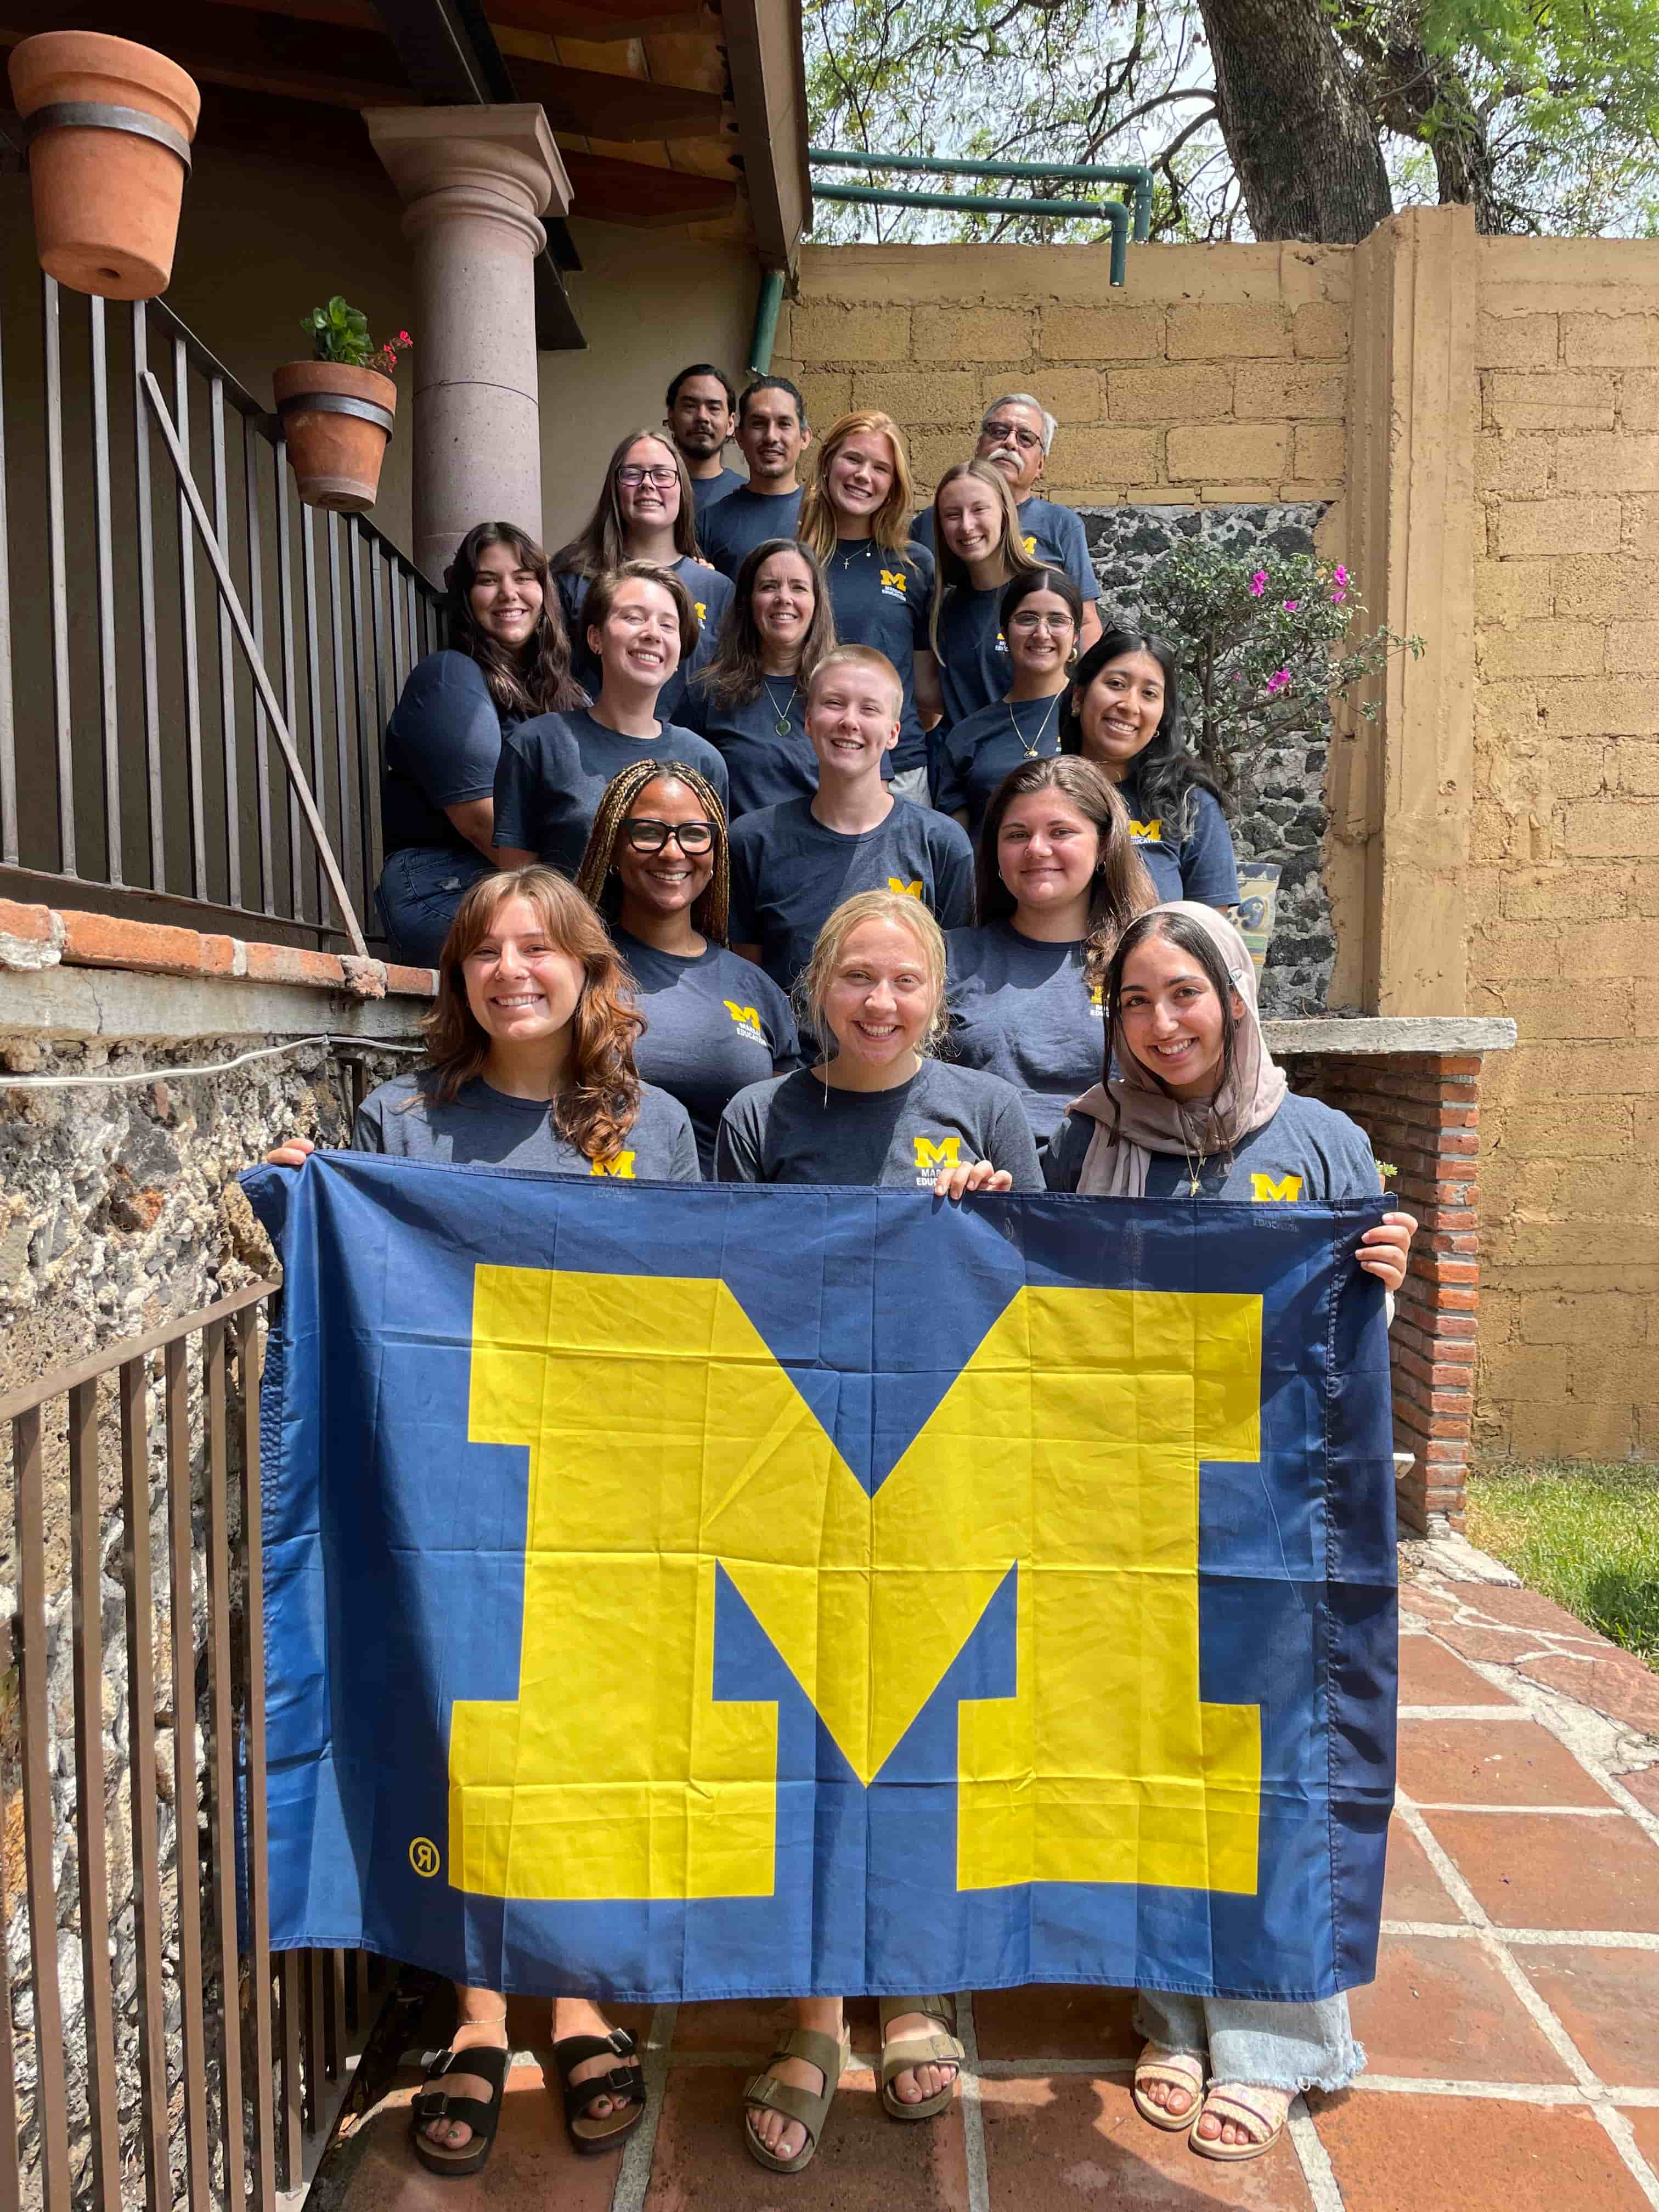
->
[364,105,572,582]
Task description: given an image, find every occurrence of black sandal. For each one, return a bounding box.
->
[552,2027,647,2155]
[410,2040,511,2177]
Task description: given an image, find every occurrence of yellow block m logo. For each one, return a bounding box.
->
[879,568,908,592]
[449,1271,1263,1904]
[888,877,922,899]
[723,1000,763,1034]
[1249,1173,1304,1203]
[913,1135,961,1171]
[1129,818,1163,842]
[590,1153,636,1179]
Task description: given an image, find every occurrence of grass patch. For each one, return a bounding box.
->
[1466,1459,1659,1669]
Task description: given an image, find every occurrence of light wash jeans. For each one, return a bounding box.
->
[375,843,492,967]
[1134,1989,1363,2094]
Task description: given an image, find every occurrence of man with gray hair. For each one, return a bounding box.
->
[910,392,1102,647]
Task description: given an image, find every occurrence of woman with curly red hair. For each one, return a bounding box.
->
[261,864,697,2176]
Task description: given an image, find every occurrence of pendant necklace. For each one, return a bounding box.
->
[1007,692,1062,759]
[1177,1109,1206,1197]
[837,539,868,573]
[761,676,798,738]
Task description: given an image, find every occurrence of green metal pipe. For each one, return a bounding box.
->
[808,144,1153,242]
[813,180,1128,286]
[748,267,785,376]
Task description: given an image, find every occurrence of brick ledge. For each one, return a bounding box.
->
[0,896,436,1002]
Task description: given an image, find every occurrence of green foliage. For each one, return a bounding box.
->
[805,0,1659,241]
[301,298,414,377]
[1467,1459,1659,1668]
[302,296,375,367]
[1130,543,1423,804]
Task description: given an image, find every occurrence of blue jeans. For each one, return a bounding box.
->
[375,844,492,967]
[1134,1989,1363,2094]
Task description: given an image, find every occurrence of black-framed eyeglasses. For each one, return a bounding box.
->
[982,421,1043,451]
[621,817,715,854]
[617,464,679,488]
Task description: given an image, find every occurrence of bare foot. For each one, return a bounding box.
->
[883,2009,958,2107]
[1141,2073,1195,2120]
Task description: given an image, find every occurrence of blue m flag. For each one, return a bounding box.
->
[245,1155,1397,2004]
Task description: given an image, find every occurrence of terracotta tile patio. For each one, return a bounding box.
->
[307,1539,1659,2212]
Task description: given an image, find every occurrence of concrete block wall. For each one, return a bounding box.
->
[770,242,1352,509]
[1464,241,1659,1462]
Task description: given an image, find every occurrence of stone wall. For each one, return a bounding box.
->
[1084,500,1338,1015]
[1462,241,1659,1460]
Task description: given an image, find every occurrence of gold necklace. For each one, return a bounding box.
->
[760,676,798,738]
[1176,1108,1206,1197]
[1007,692,1062,758]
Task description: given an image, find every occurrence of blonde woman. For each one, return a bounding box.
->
[797,409,941,802]
[927,459,1039,733]
[715,887,1040,2172]
[550,427,732,718]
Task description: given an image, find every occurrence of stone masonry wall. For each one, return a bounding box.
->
[1463,244,1659,1460]
[772,245,1354,1017]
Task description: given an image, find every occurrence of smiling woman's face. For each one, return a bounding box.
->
[1074,650,1166,781]
[589,577,682,692]
[821,916,935,1068]
[460,894,584,1046]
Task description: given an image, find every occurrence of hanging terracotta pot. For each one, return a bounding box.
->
[273,362,398,514]
[8,32,200,300]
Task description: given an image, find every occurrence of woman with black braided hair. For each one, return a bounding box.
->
[575,758,800,1175]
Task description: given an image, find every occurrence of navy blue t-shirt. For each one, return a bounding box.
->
[698,484,805,578]
[911,495,1100,605]
[1045,1088,1383,1203]
[682,677,819,821]
[691,465,746,519]
[716,1058,1043,1191]
[945,923,1103,1151]
[934,583,1012,732]
[382,650,514,855]
[493,707,730,878]
[822,540,935,775]
[729,794,975,1001]
[613,926,801,1175]
[1115,772,1239,907]
[933,693,1065,838]
[556,558,731,726]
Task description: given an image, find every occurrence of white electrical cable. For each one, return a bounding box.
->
[0,1033,426,1090]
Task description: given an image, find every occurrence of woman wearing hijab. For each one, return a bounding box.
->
[1046,900,1416,2165]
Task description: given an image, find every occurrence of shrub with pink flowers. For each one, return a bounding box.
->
[1131,541,1423,807]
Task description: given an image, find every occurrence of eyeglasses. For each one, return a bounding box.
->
[617,465,679,488]
[1008,612,1076,634]
[982,422,1044,452]
[621,817,715,854]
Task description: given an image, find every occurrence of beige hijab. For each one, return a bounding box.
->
[1070,901,1288,1197]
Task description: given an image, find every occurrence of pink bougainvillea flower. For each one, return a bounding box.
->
[1334,565,1349,585]
[1283,599,1300,612]
[1332,589,1348,605]
[1249,570,1267,596]
[1266,668,1290,693]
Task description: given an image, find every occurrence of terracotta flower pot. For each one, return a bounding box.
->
[273,362,398,514]
[8,31,200,300]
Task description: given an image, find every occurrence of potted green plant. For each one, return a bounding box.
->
[274,298,411,514]
[8,31,200,300]
[1133,541,1424,970]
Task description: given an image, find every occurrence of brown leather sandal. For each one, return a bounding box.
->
[878,1995,963,2122]
[742,2022,852,2174]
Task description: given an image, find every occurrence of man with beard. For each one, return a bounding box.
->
[664,363,746,518]
[698,377,813,578]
